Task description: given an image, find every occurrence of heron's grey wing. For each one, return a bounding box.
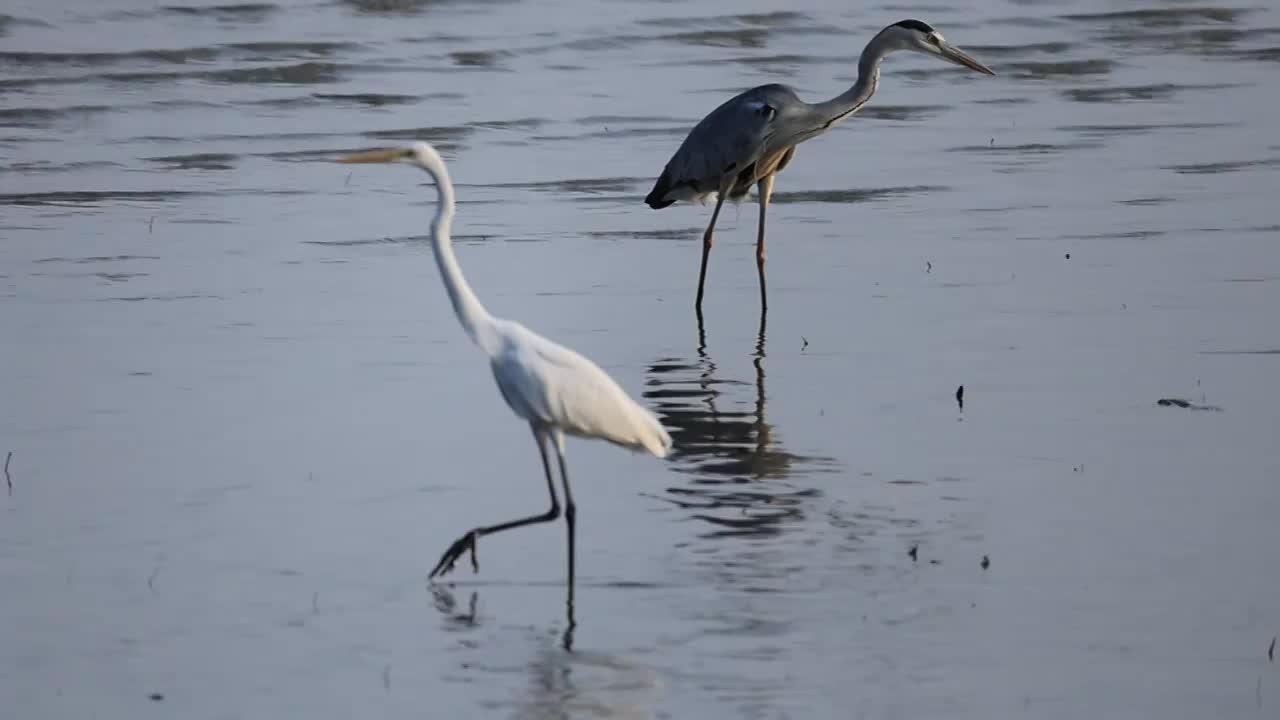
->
[645,84,798,208]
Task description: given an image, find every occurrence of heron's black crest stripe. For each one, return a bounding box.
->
[893,19,934,33]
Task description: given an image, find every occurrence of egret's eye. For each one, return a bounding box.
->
[927,33,941,45]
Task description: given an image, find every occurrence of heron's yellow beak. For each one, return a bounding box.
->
[938,40,995,76]
[336,148,412,164]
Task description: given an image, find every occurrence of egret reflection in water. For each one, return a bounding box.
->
[429,584,661,718]
[431,564,578,652]
[643,314,837,538]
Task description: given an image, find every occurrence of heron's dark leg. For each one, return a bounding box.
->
[755,174,775,314]
[429,427,560,579]
[695,184,731,313]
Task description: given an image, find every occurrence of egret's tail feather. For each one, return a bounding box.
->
[640,411,674,458]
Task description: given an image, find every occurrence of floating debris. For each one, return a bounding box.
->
[1065,252,1071,259]
[148,693,164,702]
[801,336,808,350]
[981,554,990,570]
[956,385,964,411]
[1270,635,1275,662]
[1156,398,1223,412]
[4,451,10,494]
[908,544,918,562]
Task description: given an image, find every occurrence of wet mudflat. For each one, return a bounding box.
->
[3,0,1279,717]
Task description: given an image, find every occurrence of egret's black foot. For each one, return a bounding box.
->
[429,530,479,579]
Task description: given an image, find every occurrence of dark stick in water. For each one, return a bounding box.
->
[4,451,11,494]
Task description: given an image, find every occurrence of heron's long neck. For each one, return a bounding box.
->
[809,33,891,130]
[425,165,501,354]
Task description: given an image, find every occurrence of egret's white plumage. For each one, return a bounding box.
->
[338,142,670,582]
[489,322,672,457]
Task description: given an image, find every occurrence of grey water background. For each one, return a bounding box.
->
[3,0,1279,717]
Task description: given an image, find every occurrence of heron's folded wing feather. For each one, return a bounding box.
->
[653,84,799,197]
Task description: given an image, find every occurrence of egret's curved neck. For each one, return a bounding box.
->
[422,162,501,354]
[809,31,894,131]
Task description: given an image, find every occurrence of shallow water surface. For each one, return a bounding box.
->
[3,0,1280,717]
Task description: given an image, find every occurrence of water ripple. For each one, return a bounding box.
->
[1061,7,1253,26]
[770,185,947,205]
[1062,82,1239,103]
[1004,59,1115,79]
[0,42,356,68]
[1166,158,1280,174]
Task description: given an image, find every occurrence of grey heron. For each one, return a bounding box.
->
[337,143,672,591]
[644,19,995,313]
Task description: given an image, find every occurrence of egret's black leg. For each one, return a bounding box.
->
[552,433,578,652]
[553,437,577,595]
[429,428,561,579]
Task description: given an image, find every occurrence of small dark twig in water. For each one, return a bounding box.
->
[4,451,11,494]
[1157,397,1224,412]
[148,693,164,702]
[928,559,940,565]
[908,544,918,562]
[981,554,990,570]
[956,385,964,412]
[926,260,932,273]
[1269,635,1275,662]
[801,336,808,350]
[1065,253,1071,260]
[147,564,161,594]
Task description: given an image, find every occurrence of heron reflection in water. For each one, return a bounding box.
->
[643,314,836,537]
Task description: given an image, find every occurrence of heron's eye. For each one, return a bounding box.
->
[927,33,940,45]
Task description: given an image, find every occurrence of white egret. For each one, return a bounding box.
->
[338,143,672,586]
